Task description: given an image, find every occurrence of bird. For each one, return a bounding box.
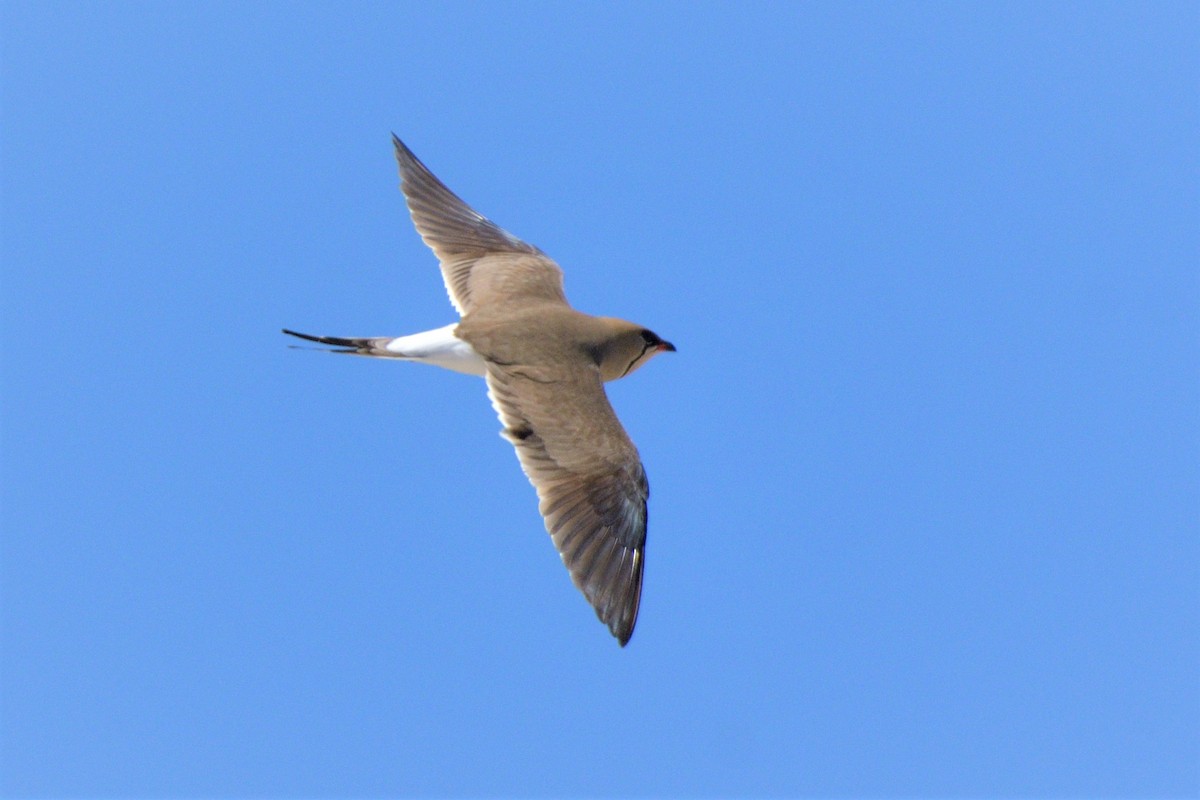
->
[284,134,674,646]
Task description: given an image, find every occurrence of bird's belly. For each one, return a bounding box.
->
[384,323,487,376]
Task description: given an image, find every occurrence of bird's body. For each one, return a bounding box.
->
[285,135,673,645]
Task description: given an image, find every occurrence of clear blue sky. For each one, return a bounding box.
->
[2,2,1197,796]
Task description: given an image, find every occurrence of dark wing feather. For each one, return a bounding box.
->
[485,362,647,646]
[392,134,566,314]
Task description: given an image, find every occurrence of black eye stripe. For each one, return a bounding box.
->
[621,341,654,378]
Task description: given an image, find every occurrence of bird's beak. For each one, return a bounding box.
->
[658,341,676,353]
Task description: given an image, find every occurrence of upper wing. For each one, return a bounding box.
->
[484,361,648,646]
[392,134,567,315]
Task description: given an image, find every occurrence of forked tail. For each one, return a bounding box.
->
[283,324,487,375]
[281,329,393,356]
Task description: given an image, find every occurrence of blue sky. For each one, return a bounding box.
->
[2,2,1197,796]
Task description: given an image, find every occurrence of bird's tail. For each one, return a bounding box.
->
[281,329,395,356]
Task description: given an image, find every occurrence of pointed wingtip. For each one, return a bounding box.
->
[613,609,637,646]
[391,132,414,164]
[391,132,425,185]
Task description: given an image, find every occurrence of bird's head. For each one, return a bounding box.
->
[594,319,676,382]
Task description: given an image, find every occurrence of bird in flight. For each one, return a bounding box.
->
[285,135,674,646]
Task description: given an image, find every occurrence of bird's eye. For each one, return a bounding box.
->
[640,330,659,346]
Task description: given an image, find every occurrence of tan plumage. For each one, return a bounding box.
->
[395,137,564,315]
[286,136,673,646]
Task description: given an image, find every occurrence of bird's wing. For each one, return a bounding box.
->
[484,360,647,646]
[392,134,567,315]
